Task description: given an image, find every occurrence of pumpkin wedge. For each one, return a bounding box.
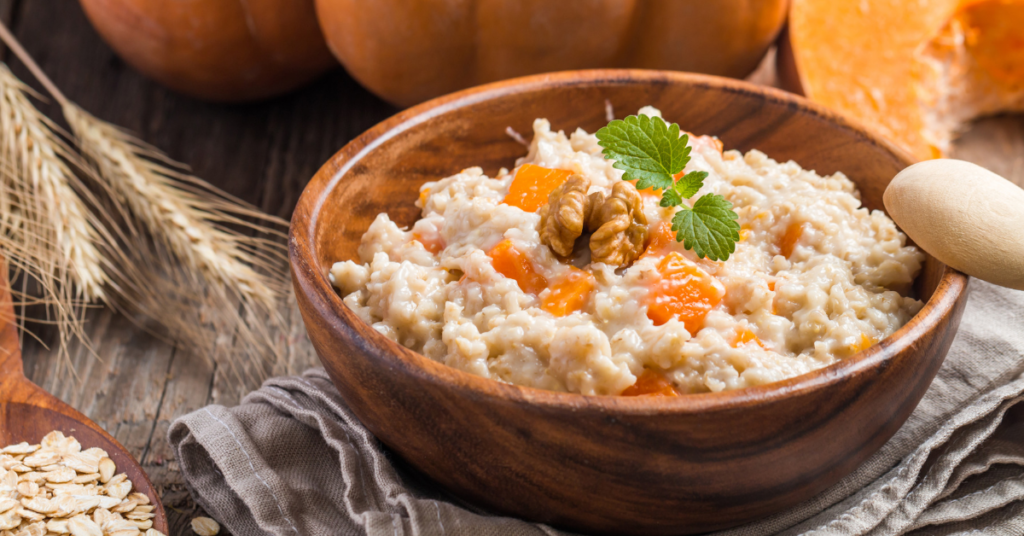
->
[781,0,1024,161]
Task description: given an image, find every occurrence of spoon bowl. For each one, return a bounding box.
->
[0,273,168,534]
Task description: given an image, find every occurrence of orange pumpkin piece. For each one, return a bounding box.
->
[620,370,679,397]
[541,268,596,317]
[502,164,573,212]
[487,239,548,294]
[412,232,444,255]
[855,334,877,353]
[641,221,678,259]
[783,0,1024,160]
[628,179,663,201]
[732,328,767,349]
[684,133,724,155]
[646,252,726,334]
[779,222,806,259]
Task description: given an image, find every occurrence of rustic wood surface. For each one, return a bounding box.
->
[2,2,1021,536]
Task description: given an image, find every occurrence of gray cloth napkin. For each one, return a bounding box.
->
[169,281,1024,536]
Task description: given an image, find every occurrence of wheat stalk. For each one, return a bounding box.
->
[0,66,108,301]
[66,104,290,383]
[66,106,286,307]
[0,64,112,369]
[0,21,291,386]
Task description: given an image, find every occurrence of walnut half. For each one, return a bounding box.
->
[588,182,648,266]
[538,175,648,267]
[538,174,592,257]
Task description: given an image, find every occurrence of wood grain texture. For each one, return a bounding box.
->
[0,268,168,534]
[290,71,971,535]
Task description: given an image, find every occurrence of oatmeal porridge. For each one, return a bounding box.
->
[330,107,925,396]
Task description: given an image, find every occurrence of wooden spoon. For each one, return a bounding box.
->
[885,158,1024,291]
[0,272,168,534]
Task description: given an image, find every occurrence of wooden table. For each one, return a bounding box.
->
[5,2,1024,535]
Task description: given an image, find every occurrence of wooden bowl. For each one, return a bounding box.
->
[289,70,969,535]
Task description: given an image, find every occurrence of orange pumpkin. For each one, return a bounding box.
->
[78,0,337,102]
[315,0,789,106]
[781,0,1024,161]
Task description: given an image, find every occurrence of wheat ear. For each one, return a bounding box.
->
[66,106,286,308]
[0,21,291,384]
[0,64,114,369]
[66,105,291,382]
[0,66,108,301]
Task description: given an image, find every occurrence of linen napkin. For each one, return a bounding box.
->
[169,281,1024,536]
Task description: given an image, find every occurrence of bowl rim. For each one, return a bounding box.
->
[290,68,969,415]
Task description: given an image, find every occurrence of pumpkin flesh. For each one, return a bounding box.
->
[784,0,1024,160]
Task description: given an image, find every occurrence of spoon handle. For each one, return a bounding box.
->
[0,262,23,381]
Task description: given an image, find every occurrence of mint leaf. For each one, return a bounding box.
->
[596,114,691,192]
[671,194,741,261]
[673,171,708,199]
[660,189,683,207]
[594,113,741,261]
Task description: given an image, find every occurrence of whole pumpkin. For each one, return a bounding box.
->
[315,0,789,107]
[78,0,337,102]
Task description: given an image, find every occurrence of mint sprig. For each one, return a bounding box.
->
[660,171,708,208]
[671,194,740,261]
[594,114,691,192]
[597,114,740,261]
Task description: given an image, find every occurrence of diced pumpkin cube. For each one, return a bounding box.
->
[541,267,595,316]
[620,370,679,397]
[412,232,444,254]
[732,328,767,349]
[855,334,876,353]
[502,164,572,212]
[487,239,548,294]
[779,222,806,258]
[646,252,726,334]
[684,133,724,155]
[627,179,663,200]
[641,221,677,259]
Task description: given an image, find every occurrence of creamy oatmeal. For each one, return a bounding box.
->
[330,107,925,396]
